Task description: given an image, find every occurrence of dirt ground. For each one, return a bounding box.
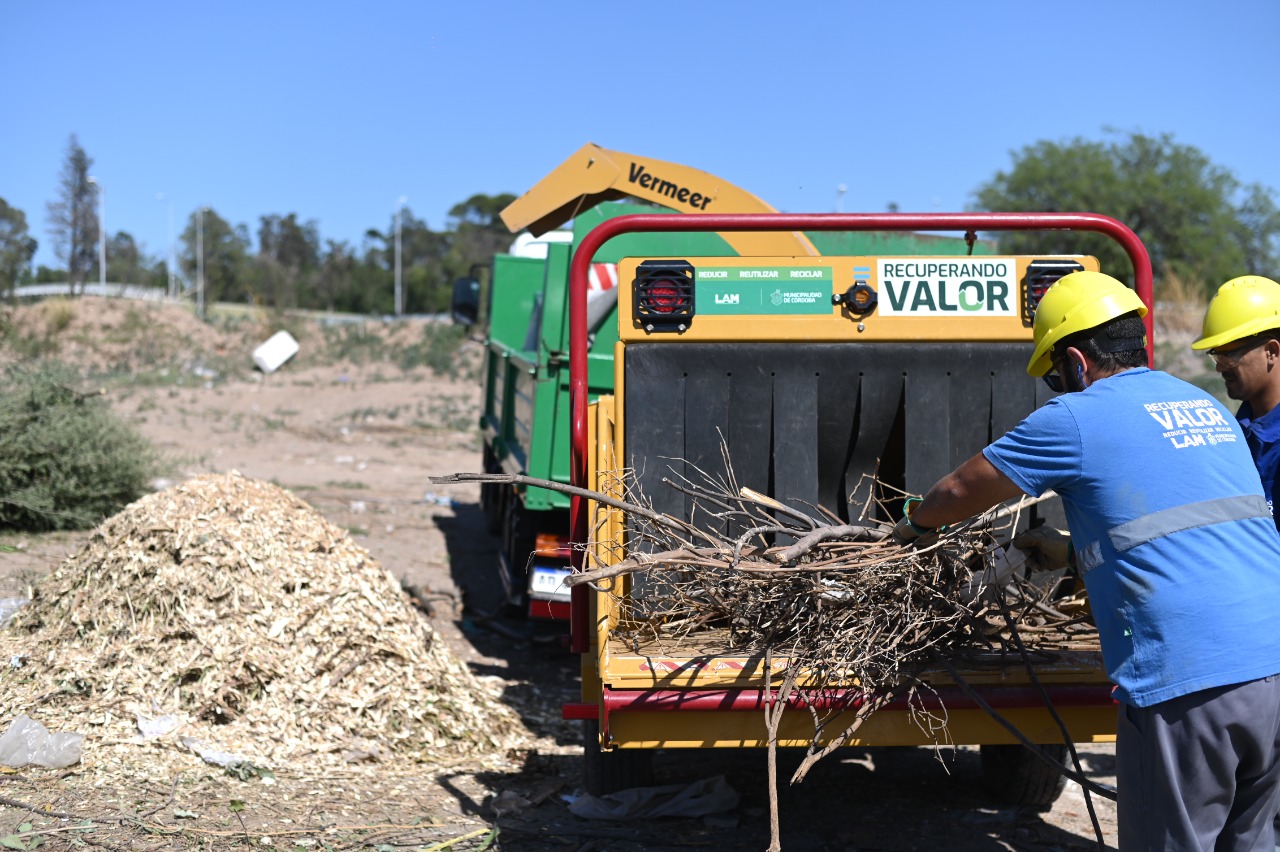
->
[0,298,1126,850]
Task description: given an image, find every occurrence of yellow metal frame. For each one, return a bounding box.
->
[500,143,818,257]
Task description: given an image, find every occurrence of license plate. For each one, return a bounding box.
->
[528,563,572,601]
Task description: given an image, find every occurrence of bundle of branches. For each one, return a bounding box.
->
[582,470,1095,684]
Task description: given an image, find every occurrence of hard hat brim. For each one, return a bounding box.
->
[1191,318,1280,351]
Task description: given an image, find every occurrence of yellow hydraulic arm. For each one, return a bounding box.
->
[500,143,819,257]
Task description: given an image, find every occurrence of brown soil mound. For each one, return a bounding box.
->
[0,296,256,375]
[0,473,518,768]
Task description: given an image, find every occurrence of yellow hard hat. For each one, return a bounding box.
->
[1027,271,1148,377]
[1190,275,1280,351]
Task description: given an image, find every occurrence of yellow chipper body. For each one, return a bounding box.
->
[563,213,1155,805]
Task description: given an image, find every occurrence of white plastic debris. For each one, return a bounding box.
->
[489,790,532,817]
[818,579,852,603]
[136,713,182,739]
[0,715,84,769]
[252,330,300,374]
[0,597,28,627]
[180,736,249,768]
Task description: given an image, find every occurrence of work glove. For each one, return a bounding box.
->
[891,498,937,547]
[1011,526,1073,572]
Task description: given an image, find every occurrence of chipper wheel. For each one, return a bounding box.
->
[980,743,1069,809]
[583,720,654,796]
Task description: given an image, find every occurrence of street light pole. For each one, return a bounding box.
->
[836,183,848,213]
[196,207,206,320]
[395,196,407,316]
[88,176,105,291]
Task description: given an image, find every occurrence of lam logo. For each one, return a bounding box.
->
[715,293,740,305]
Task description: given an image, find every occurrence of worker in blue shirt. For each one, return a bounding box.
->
[894,271,1280,851]
[1191,275,1280,529]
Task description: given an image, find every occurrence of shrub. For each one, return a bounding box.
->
[322,323,388,365]
[398,323,468,376]
[0,308,58,360]
[42,298,76,333]
[0,360,162,531]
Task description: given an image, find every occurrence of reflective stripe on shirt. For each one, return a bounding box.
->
[1078,495,1271,575]
[1077,541,1104,575]
[1109,495,1270,551]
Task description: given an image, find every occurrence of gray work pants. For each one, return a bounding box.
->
[1116,675,1280,851]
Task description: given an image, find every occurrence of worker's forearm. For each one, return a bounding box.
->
[909,452,1024,530]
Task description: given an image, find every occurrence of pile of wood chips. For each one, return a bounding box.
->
[0,473,519,771]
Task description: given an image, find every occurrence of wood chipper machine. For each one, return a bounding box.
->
[558,212,1155,808]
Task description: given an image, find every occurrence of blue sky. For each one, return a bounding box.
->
[3,0,1278,272]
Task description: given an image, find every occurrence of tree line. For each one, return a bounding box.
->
[2,131,1278,312]
[0,135,515,315]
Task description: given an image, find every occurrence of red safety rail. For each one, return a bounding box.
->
[566,213,1155,651]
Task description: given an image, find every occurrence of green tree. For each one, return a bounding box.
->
[447,192,516,230]
[105,231,163,287]
[255,213,321,308]
[0,197,37,302]
[180,209,251,307]
[45,134,99,293]
[444,193,517,288]
[317,239,355,312]
[363,207,450,314]
[972,131,1280,292]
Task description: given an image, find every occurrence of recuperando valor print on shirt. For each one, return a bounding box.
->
[1144,398,1238,449]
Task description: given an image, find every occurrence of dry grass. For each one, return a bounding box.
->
[1154,271,1210,339]
[1152,273,1223,398]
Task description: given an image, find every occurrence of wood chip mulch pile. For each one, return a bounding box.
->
[0,472,520,771]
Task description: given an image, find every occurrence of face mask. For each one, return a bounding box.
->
[1064,361,1087,393]
[1045,353,1088,394]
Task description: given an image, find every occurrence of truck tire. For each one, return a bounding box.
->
[582,720,654,796]
[980,742,1069,809]
[501,503,538,613]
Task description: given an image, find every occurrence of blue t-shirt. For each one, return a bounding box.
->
[984,368,1280,707]
[1237,400,1280,529]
